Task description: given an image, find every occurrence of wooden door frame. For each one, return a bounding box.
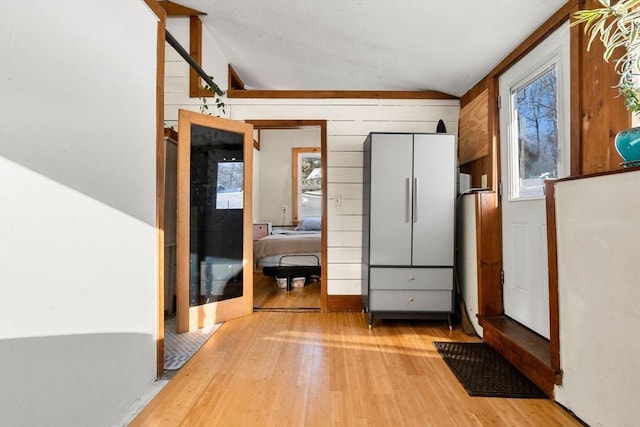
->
[473,3,578,396]
[145,0,167,379]
[245,119,328,312]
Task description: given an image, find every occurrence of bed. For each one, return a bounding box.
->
[253,218,322,290]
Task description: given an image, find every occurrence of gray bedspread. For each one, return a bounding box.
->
[253,231,321,259]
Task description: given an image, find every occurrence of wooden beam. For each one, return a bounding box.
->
[545,180,561,372]
[226,65,458,99]
[245,119,327,129]
[228,64,245,90]
[188,16,210,98]
[158,0,206,16]
[475,191,502,317]
[227,89,458,100]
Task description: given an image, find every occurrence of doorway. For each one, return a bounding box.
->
[499,23,570,338]
[247,120,327,312]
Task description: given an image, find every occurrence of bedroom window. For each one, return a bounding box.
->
[292,147,321,224]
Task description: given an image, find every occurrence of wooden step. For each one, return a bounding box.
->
[479,316,562,398]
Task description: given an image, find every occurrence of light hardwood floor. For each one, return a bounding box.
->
[253,272,321,310]
[131,312,581,426]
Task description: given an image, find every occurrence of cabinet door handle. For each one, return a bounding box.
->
[413,177,419,223]
[406,177,412,223]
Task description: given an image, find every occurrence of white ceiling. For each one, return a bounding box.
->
[177,0,566,97]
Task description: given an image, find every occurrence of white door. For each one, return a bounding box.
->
[499,23,570,339]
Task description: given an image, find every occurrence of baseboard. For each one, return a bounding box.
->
[327,295,363,312]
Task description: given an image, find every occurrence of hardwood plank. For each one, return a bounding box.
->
[131,313,582,426]
[253,272,320,309]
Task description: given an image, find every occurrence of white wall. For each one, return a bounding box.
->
[0,2,159,426]
[229,99,459,296]
[257,128,321,226]
[164,16,230,125]
[553,170,640,427]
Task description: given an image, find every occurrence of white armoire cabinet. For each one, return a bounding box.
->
[361,132,456,328]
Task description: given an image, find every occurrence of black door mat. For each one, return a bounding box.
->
[433,341,547,398]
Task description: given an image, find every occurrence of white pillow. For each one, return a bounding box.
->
[295,216,321,231]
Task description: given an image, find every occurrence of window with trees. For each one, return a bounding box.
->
[292,147,321,224]
[509,63,560,199]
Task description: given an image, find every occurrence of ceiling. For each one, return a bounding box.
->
[176,0,566,97]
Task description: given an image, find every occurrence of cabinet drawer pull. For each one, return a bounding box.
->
[409,276,415,281]
[409,298,414,302]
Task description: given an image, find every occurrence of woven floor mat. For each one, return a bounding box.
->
[433,341,547,398]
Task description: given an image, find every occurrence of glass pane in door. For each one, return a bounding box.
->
[510,65,559,199]
[189,124,244,306]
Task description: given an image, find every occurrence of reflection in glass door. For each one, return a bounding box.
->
[189,124,244,305]
[177,110,254,332]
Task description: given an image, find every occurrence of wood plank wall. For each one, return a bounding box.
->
[227,98,460,304]
[575,0,631,174]
[162,18,460,308]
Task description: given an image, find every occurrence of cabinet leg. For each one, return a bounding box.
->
[368,312,374,329]
[447,314,453,331]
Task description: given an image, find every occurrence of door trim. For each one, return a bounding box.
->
[246,119,328,312]
[146,0,167,379]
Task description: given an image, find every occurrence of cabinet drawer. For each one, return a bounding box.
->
[369,290,453,312]
[370,268,452,290]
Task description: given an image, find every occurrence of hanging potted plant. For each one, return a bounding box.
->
[573,0,640,167]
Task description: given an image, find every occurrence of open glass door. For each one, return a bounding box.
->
[176,109,254,332]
